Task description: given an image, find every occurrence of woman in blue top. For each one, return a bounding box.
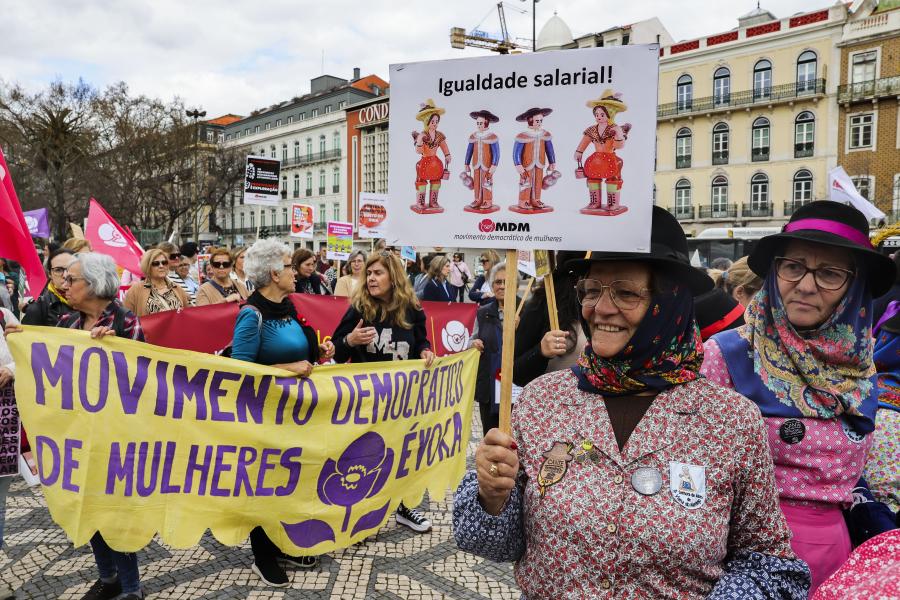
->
[421,255,453,302]
[231,239,335,587]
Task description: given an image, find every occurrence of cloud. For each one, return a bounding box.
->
[1,0,831,117]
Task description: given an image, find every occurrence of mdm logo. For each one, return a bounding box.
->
[478,219,530,233]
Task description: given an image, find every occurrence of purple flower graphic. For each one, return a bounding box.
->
[317,431,394,532]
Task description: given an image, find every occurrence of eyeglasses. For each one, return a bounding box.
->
[479,258,490,263]
[149,260,168,268]
[283,264,295,271]
[575,279,651,310]
[169,253,181,260]
[63,275,86,285]
[211,261,232,269]
[774,257,854,291]
[49,267,66,275]
[492,279,506,286]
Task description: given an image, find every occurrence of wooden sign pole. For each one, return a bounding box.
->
[515,277,535,324]
[499,249,519,434]
[544,274,560,331]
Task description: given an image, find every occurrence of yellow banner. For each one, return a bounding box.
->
[8,326,477,553]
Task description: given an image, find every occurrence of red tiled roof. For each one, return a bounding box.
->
[206,114,243,126]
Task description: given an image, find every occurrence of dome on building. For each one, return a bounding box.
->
[536,13,574,51]
[737,5,777,27]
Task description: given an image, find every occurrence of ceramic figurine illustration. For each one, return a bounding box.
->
[574,90,631,215]
[411,99,451,214]
[511,107,559,214]
[461,110,501,214]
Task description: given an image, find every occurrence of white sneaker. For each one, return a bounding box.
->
[395,503,432,533]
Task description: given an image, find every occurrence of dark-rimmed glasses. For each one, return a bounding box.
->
[49,266,66,275]
[576,279,651,310]
[774,257,854,291]
[211,261,232,269]
[63,275,86,285]
[149,260,168,268]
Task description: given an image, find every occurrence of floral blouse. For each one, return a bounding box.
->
[452,370,810,599]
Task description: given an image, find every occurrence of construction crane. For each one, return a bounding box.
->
[450,2,528,54]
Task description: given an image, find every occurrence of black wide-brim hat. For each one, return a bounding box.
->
[748,200,896,297]
[515,107,552,122]
[470,110,499,123]
[566,205,714,295]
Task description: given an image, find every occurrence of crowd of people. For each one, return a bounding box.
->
[0,200,897,599]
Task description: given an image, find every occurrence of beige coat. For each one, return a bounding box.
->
[123,279,191,317]
[195,279,249,306]
[333,275,362,297]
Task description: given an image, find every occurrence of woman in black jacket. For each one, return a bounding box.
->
[292,248,331,295]
[468,250,500,305]
[22,248,77,326]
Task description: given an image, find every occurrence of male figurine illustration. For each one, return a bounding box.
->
[462,110,500,213]
[511,107,558,214]
[411,99,451,214]
[574,90,631,215]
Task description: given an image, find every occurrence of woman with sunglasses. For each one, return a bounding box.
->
[22,248,77,326]
[124,248,192,316]
[468,250,501,305]
[701,201,896,594]
[453,207,809,598]
[195,247,249,305]
[156,242,194,300]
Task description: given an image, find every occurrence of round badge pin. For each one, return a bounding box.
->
[779,419,806,445]
[631,467,663,496]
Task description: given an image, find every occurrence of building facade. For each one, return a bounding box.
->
[836,0,900,220]
[654,4,847,235]
[345,95,390,236]
[218,70,387,248]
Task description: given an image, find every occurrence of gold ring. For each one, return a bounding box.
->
[489,463,500,477]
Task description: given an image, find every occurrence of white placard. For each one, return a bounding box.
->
[357,193,389,239]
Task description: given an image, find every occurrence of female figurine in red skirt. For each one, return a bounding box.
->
[574,90,631,215]
[411,99,451,214]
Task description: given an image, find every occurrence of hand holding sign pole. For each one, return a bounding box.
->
[499,249,518,434]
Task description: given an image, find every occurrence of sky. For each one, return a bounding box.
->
[0,0,839,117]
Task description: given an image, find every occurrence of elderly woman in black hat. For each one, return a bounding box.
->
[453,206,809,599]
[701,201,895,594]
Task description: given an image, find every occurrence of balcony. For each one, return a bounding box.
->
[751,147,769,162]
[668,205,694,221]
[784,199,812,215]
[742,203,773,218]
[319,187,326,195]
[838,75,900,104]
[675,155,692,169]
[292,190,299,198]
[658,79,826,119]
[281,148,342,168]
[332,185,340,193]
[794,142,814,159]
[698,204,737,220]
[306,189,312,197]
[712,151,728,166]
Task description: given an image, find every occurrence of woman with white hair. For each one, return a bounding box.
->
[230,239,335,586]
[55,252,146,599]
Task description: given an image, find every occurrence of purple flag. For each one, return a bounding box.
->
[23,208,50,238]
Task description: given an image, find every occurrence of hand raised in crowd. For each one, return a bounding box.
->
[0,367,12,388]
[90,326,117,339]
[421,349,435,368]
[345,319,377,347]
[540,329,570,358]
[319,340,335,361]
[476,428,519,516]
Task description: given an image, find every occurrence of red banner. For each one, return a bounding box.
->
[140,294,477,357]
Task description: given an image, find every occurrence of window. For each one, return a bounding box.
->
[319,135,326,154]
[240,213,245,229]
[217,133,224,143]
[254,125,260,134]
[306,138,312,158]
[245,128,251,136]
[338,101,346,109]
[713,67,730,106]
[675,179,692,212]
[281,175,287,193]
[332,204,339,220]
[282,207,288,227]
[260,212,265,228]
[711,176,728,211]
[750,173,769,210]
[226,133,232,140]
[250,212,255,228]
[270,145,276,159]
[793,170,813,204]
[319,169,326,194]
[333,167,340,192]
[851,51,877,83]
[282,143,288,162]
[287,116,294,124]
[675,127,692,168]
[333,132,340,151]
[794,112,815,158]
[676,75,692,111]
[849,113,874,149]
[306,172,313,195]
[299,112,306,120]
[311,108,319,118]
[206,130,214,142]
[293,174,300,198]
[324,105,332,114]
[752,117,770,161]
[318,203,326,225]
[753,60,772,100]
[712,123,729,165]
[294,140,300,159]
[851,176,873,200]
[796,51,817,93]
[265,122,271,130]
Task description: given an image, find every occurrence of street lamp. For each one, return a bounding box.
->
[521,0,540,52]
[185,108,206,243]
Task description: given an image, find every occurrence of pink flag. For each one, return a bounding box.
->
[85,198,145,276]
[0,147,47,296]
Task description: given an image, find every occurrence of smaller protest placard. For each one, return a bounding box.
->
[400,246,417,263]
[357,193,388,239]
[24,208,50,238]
[196,253,211,283]
[533,250,551,277]
[0,385,20,477]
[243,156,281,206]
[326,221,354,260]
[517,249,536,278]
[291,204,315,239]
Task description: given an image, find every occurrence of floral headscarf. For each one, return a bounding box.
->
[573,282,704,397]
[715,269,878,433]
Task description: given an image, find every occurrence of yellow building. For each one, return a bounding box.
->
[655,4,847,234]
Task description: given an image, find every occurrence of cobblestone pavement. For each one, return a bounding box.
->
[0,419,520,599]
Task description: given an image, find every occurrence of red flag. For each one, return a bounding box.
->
[0,147,47,296]
[85,198,144,276]
[141,294,477,356]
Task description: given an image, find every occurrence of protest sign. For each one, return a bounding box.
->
[24,208,50,238]
[400,246,417,263]
[140,295,477,357]
[357,193,388,239]
[243,156,281,207]
[326,222,354,261]
[9,327,477,553]
[290,204,315,239]
[0,385,19,477]
[388,45,658,252]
